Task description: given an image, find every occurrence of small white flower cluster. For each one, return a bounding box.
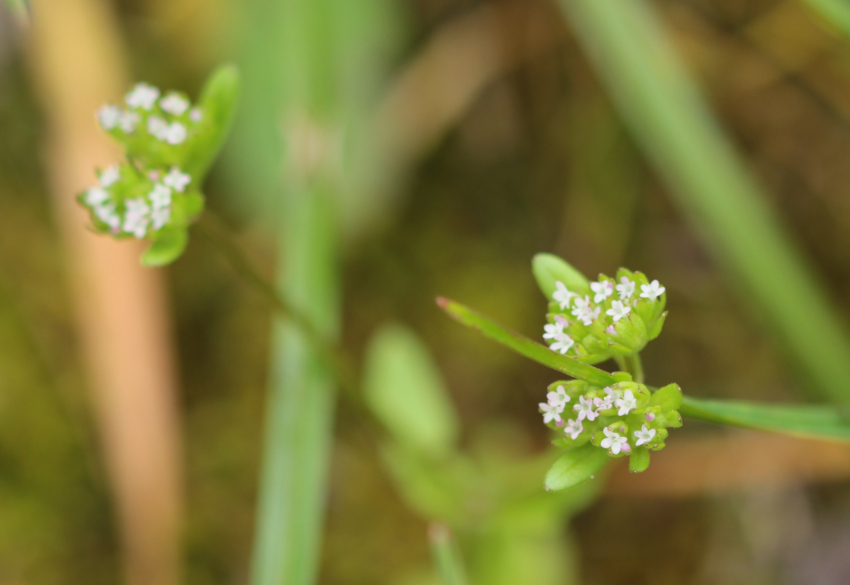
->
[538,380,681,464]
[96,82,202,146]
[81,165,191,239]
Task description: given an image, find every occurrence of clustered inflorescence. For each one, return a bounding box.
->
[78,82,205,242]
[539,377,682,467]
[542,269,667,363]
[537,266,679,471]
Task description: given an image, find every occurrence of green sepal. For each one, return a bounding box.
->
[141,227,188,267]
[544,444,609,491]
[628,447,650,473]
[647,311,667,340]
[532,253,591,300]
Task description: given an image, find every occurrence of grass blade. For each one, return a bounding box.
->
[681,396,850,441]
[797,0,850,38]
[437,297,617,387]
[556,0,850,401]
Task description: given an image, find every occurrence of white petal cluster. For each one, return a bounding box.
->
[126,83,161,110]
[601,428,629,454]
[97,83,202,144]
[634,425,656,447]
[574,395,598,421]
[539,385,570,424]
[543,316,574,355]
[640,280,666,301]
[160,93,190,116]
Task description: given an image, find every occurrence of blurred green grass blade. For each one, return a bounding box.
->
[3,0,29,26]
[797,0,850,38]
[437,297,617,387]
[429,524,468,585]
[556,0,850,401]
[681,396,850,441]
[364,324,460,457]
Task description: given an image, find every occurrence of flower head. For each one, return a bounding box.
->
[590,280,613,303]
[122,198,151,239]
[97,105,122,130]
[600,428,628,455]
[540,402,562,424]
[148,183,172,209]
[547,385,570,410]
[119,111,140,133]
[571,296,600,326]
[640,280,666,302]
[615,389,637,416]
[163,167,191,192]
[565,419,583,440]
[84,187,109,206]
[616,276,635,300]
[126,83,161,110]
[549,335,575,355]
[634,425,656,447]
[160,93,189,116]
[552,281,577,310]
[189,107,203,123]
[606,300,631,322]
[99,165,120,188]
[163,122,187,145]
[574,395,598,421]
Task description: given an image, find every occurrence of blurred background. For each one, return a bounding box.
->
[4,0,850,583]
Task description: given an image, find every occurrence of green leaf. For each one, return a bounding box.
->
[141,228,188,267]
[544,444,609,491]
[649,383,682,412]
[532,253,591,299]
[364,324,460,457]
[628,447,650,473]
[555,0,850,402]
[186,64,241,181]
[437,297,616,387]
[680,396,850,441]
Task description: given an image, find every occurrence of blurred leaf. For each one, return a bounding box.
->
[3,0,29,26]
[544,444,609,491]
[681,396,850,441]
[364,324,460,457]
[797,0,850,38]
[531,253,591,299]
[186,64,240,181]
[556,0,850,401]
[437,297,617,387]
[141,228,188,267]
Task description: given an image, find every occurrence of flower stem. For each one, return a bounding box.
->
[624,353,644,384]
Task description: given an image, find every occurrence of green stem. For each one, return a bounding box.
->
[625,353,644,384]
[429,523,468,585]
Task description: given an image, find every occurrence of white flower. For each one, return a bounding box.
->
[148,116,168,140]
[151,207,171,231]
[148,183,172,209]
[574,395,598,421]
[593,395,614,411]
[552,281,577,310]
[634,425,656,447]
[84,187,109,206]
[606,300,631,322]
[549,335,575,355]
[604,386,623,401]
[163,167,191,192]
[163,122,187,145]
[615,389,637,416]
[547,385,570,410]
[123,198,151,239]
[543,319,565,341]
[571,296,600,326]
[189,107,203,122]
[93,202,120,230]
[640,280,666,301]
[539,402,562,424]
[97,104,122,130]
[590,280,613,303]
[616,276,635,300]
[160,93,189,116]
[564,419,583,440]
[119,111,140,133]
[99,165,120,188]
[126,82,161,110]
[600,427,628,454]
